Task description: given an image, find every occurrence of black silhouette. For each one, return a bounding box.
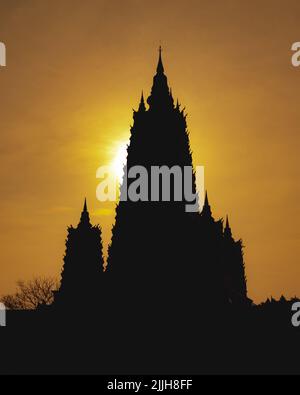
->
[1,49,300,375]
[107,48,250,325]
[52,199,104,312]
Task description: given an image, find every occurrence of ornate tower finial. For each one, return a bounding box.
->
[79,198,91,227]
[205,191,209,205]
[224,215,232,238]
[147,47,173,109]
[156,45,164,74]
[138,91,146,112]
[201,190,213,219]
[225,215,229,228]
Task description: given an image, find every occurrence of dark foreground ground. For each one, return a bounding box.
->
[1,301,300,375]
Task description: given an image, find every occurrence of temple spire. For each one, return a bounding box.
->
[225,215,229,228]
[156,46,164,74]
[138,91,146,112]
[224,215,232,238]
[79,198,91,227]
[201,191,213,219]
[147,47,173,109]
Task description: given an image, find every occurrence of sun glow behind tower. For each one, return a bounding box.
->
[111,141,128,184]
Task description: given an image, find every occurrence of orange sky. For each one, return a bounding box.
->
[0,0,299,303]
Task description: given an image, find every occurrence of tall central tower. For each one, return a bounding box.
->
[107,49,249,320]
[107,49,198,313]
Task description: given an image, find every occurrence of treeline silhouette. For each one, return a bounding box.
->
[1,277,58,309]
[1,49,300,375]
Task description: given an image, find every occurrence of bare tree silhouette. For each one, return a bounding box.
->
[1,277,59,310]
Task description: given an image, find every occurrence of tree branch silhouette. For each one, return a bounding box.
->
[1,277,59,310]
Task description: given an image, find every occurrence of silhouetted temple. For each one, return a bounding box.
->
[4,49,300,376]
[53,199,104,310]
[50,49,249,317]
[106,48,250,318]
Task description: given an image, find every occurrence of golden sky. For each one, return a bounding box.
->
[0,0,299,303]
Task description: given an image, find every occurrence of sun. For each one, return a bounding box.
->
[111,141,128,183]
